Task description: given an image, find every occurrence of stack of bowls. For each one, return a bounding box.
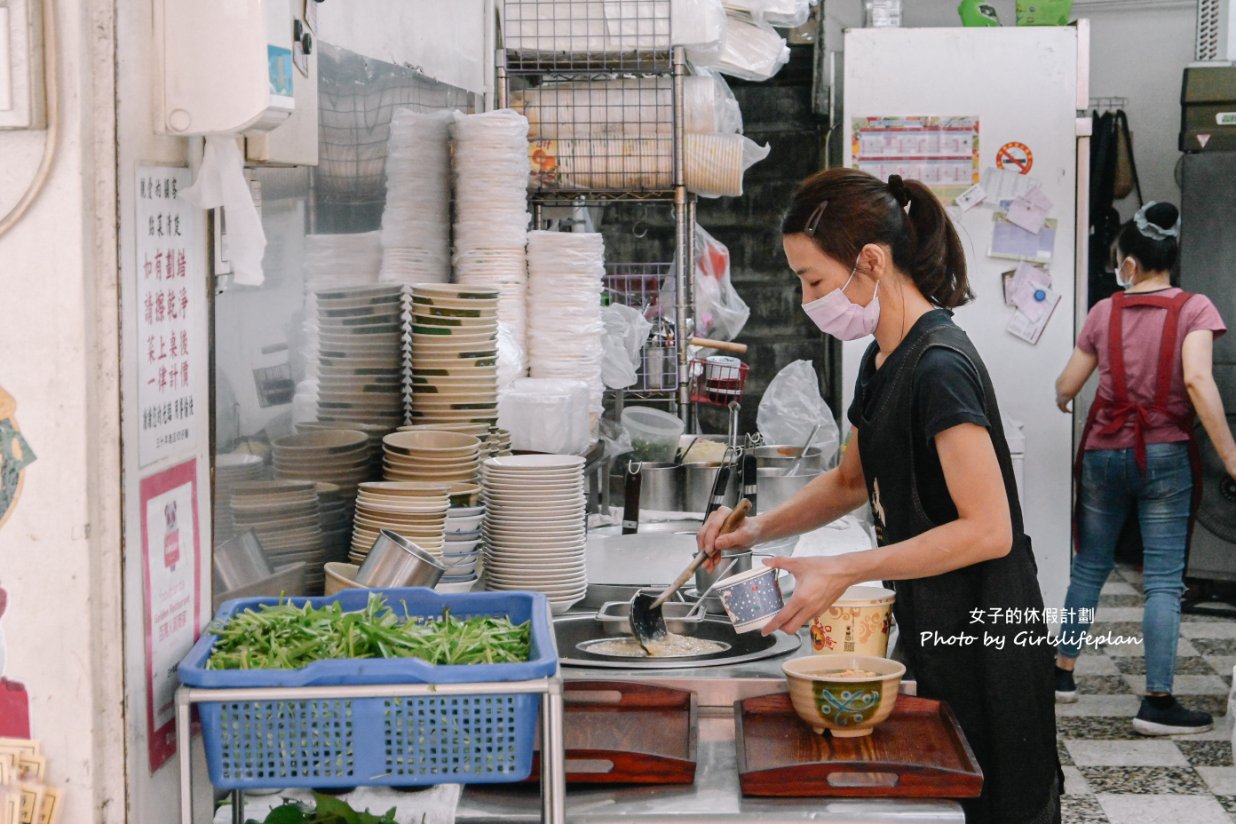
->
[380,109,451,285]
[349,481,449,565]
[481,454,587,612]
[272,429,373,503]
[213,452,265,542]
[526,231,606,428]
[441,493,485,589]
[382,430,482,484]
[451,109,532,359]
[297,421,392,476]
[396,422,511,458]
[229,480,325,594]
[407,284,501,427]
[316,482,351,564]
[313,284,405,429]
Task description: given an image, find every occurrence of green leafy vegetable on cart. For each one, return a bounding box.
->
[246,792,426,823]
[206,593,531,670]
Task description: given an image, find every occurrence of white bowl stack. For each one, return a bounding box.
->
[441,499,485,589]
[229,480,325,594]
[213,452,265,542]
[380,109,451,284]
[407,284,501,428]
[481,454,587,613]
[313,284,405,429]
[526,231,606,428]
[382,430,482,485]
[450,110,531,365]
[349,481,449,566]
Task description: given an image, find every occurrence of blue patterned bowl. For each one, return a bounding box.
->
[782,654,906,737]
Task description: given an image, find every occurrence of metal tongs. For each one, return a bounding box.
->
[628,498,752,652]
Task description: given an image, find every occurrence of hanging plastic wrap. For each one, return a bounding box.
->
[705,13,791,82]
[601,303,654,389]
[685,133,770,198]
[756,360,840,464]
[693,224,749,340]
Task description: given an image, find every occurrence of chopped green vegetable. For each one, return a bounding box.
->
[207,594,531,670]
[244,792,425,823]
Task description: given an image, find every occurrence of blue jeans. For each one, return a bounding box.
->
[1057,443,1193,694]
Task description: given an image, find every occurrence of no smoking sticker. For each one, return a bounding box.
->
[996,141,1034,174]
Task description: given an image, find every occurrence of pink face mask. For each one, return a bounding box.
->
[801,261,881,341]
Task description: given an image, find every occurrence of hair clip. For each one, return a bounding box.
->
[804,200,829,236]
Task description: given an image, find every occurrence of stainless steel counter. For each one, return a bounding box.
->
[454,627,965,823]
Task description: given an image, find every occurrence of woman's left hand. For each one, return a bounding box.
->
[759,555,856,636]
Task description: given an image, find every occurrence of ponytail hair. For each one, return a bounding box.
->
[1115,201,1180,273]
[781,168,972,308]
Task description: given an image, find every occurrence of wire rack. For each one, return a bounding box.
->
[688,355,748,407]
[604,262,678,394]
[501,0,678,198]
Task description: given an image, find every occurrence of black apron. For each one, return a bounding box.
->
[852,314,1061,824]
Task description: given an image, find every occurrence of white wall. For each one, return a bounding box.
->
[318,0,488,92]
[0,1,126,822]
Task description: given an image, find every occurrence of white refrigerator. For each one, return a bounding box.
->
[840,25,1091,614]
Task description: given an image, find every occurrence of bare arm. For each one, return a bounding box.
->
[1183,329,1236,479]
[760,421,1013,635]
[1056,347,1098,413]
[696,426,869,558]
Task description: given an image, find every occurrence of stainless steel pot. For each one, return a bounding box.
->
[750,444,826,474]
[755,467,817,512]
[607,459,684,513]
[683,461,738,514]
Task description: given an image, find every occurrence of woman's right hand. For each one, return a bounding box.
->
[697,506,763,572]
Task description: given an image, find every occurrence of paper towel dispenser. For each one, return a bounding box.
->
[155,0,302,136]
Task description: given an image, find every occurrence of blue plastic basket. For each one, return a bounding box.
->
[177,587,558,790]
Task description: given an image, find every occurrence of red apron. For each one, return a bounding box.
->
[1073,290,1204,552]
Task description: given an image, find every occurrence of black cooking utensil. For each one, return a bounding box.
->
[741,451,758,516]
[622,461,642,535]
[629,498,752,652]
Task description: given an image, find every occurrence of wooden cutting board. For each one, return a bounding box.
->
[735,692,983,798]
[527,680,698,785]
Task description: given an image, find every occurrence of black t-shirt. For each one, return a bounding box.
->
[846,310,990,524]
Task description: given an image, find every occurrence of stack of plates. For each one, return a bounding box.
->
[451,110,531,360]
[316,482,351,564]
[313,284,406,429]
[407,285,500,427]
[229,480,325,593]
[382,430,482,484]
[213,452,265,542]
[349,481,449,565]
[271,429,374,502]
[527,231,606,428]
[481,454,587,612]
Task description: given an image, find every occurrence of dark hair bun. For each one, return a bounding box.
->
[1145,202,1179,230]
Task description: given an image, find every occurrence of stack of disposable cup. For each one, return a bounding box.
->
[380,109,451,284]
[525,230,605,431]
[451,109,531,372]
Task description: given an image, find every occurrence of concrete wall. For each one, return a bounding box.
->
[0,1,126,822]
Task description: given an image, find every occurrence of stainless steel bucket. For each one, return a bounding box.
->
[683,461,738,514]
[355,529,446,588]
[607,459,685,513]
[756,468,817,512]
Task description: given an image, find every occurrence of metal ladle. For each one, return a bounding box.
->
[783,423,821,477]
[629,498,752,653]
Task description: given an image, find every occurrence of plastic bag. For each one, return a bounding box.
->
[706,13,791,82]
[498,377,592,455]
[756,360,840,463]
[693,224,750,341]
[496,323,527,392]
[721,0,813,29]
[686,68,744,135]
[601,303,654,389]
[673,0,727,63]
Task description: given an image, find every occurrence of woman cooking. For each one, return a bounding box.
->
[698,168,1061,824]
[1053,201,1236,735]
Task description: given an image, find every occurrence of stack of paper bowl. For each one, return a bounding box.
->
[526,231,606,428]
[272,429,374,503]
[297,420,392,476]
[213,452,265,542]
[481,454,587,612]
[380,108,451,284]
[349,481,449,565]
[229,480,325,594]
[382,430,482,484]
[407,284,501,427]
[314,284,405,429]
[316,482,351,563]
[451,110,531,358]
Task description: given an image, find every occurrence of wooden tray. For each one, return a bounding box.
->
[735,692,983,798]
[526,680,698,785]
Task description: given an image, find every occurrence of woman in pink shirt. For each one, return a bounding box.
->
[1053,201,1236,734]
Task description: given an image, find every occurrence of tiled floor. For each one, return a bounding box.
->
[1059,562,1236,823]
